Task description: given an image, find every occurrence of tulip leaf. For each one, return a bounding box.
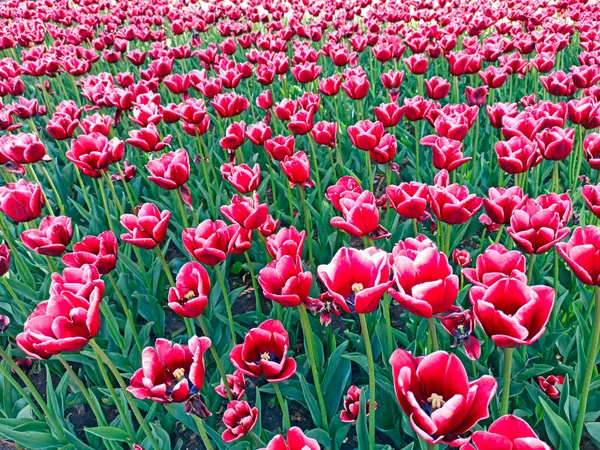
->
[84,427,131,442]
[0,424,64,449]
[322,341,351,420]
[356,385,369,450]
[539,397,574,450]
[298,372,323,429]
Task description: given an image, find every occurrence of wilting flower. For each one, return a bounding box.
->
[313,292,341,326]
[259,256,313,307]
[390,349,496,446]
[146,148,190,190]
[222,401,259,442]
[340,385,376,424]
[438,306,480,360]
[21,216,72,257]
[62,230,118,274]
[230,319,297,383]
[469,278,554,348]
[168,262,210,318]
[128,336,211,403]
[463,243,527,287]
[215,370,246,400]
[0,244,10,276]
[317,247,393,314]
[120,203,171,249]
[0,180,44,223]
[538,375,565,400]
[462,415,552,450]
[220,192,269,230]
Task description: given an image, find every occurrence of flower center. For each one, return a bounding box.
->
[173,368,186,381]
[183,290,196,300]
[351,283,364,294]
[427,393,445,411]
[260,352,271,361]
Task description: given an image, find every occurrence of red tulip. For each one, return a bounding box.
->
[222,400,259,443]
[291,62,322,84]
[220,163,261,193]
[567,97,600,129]
[438,306,481,360]
[258,255,313,307]
[220,192,268,230]
[120,203,170,250]
[263,427,320,450]
[265,135,295,161]
[127,123,172,153]
[389,242,459,318]
[535,193,572,226]
[340,385,376,424]
[330,191,389,239]
[46,114,79,140]
[1,133,47,164]
[404,54,429,74]
[0,180,44,223]
[425,76,451,100]
[128,336,211,403]
[182,219,238,266]
[470,278,554,347]
[386,182,428,219]
[540,71,577,97]
[67,133,123,178]
[403,96,432,121]
[0,244,10,276]
[390,349,496,446]
[582,183,600,218]
[482,186,527,225]
[317,247,393,314]
[557,226,600,286]
[246,122,272,146]
[463,243,527,288]
[538,375,564,400]
[465,86,488,107]
[535,126,574,160]
[369,133,397,164]
[452,249,471,267]
[318,74,343,96]
[341,75,370,100]
[259,214,279,237]
[508,199,570,254]
[373,103,404,128]
[280,151,314,188]
[584,133,600,169]
[230,319,297,382]
[381,69,405,90]
[21,216,72,257]
[62,230,118,274]
[495,136,539,174]
[166,262,209,319]
[146,148,190,190]
[220,121,246,151]
[463,414,551,450]
[479,66,508,88]
[422,136,471,171]
[310,121,337,148]
[266,227,305,260]
[428,182,483,225]
[347,120,385,151]
[486,102,518,128]
[326,176,363,212]
[215,369,246,400]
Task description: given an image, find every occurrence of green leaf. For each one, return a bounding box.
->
[0,425,64,449]
[322,341,351,421]
[356,385,369,450]
[84,427,131,442]
[539,397,574,450]
[299,373,323,429]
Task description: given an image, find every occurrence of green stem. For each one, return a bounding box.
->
[500,347,514,415]
[359,314,376,450]
[39,164,66,215]
[0,360,43,419]
[173,190,190,229]
[527,253,536,284]
[412,218,419,238]
[243,251,263,325]
[298,187,315,270]
[107,273,143,354]
[414,123,420,182]
[27,166,54,216]
[192,415,215,450]
[574,287,600,448]
[494,224,505,244]
[215,265,237,344]
[89,340,162,450]
[154,246,176,287]
[272,382,291,431]
[197,315,233,400]
[297,305,328,431]
[427,317,439,352]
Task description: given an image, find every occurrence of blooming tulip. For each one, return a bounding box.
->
[21,216,72,257]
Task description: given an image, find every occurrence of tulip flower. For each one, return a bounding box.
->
[280,151,314,188]
[220,163,261,193]
[463,243,527,287]
[452,249,471,267]
[330,191,389,240]
[222,401,259,442]
[220,121,246,150]
[263,427,320,450]
[582,183,600,218]
[482,186,527,226]
[1,133,47,164]
[462,415,552,450]
[584,133,600,169]
[259,215,280,238]
[340,385,376,424]
[535,193,572,226]
[421,136,471,171]
[167,262,210,318]
[557,226,600,286]
[0,244,9,276]
[264,135,295,161]
[220,192,268,230]
[438,306,480,360]
[425,76,451,100]
[495,136,539,174]
[428,182,483,225]
[182,219,237,266]
[120,203,170,250]
[62,230,118,274]
[266,227,305,259]
[258,255,314,307]
[390,349,496,446]
[373,103,404,128]
[326,176,363,211]
[310,121,337,147]
[215,370,246,400]
[538,375,564,400]
[127,123,172,152]
[145,148,190,190]
[21,216,72,257]
[317,247,393,314]
[128,336,211,403]
[347,120,385,151]
[536,126,574,160]
[67,133,124,177]
[230,319,297,382]
[0,180,44,223]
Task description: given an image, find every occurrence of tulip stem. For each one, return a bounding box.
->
[215,265,237,344]
[94,178,117,236]
[197,315,233,400]
[308,138,324,210]
[39,164,66,215]
[243,251,264,325]
[359,314,376,450]
[526,253,536,284]
[192,415,215,450]
[427,443,438,450]
[412,219,418,238]
[297,187,315,270]
[427,317,439,353]
[494,224,505,244]
[0,358,43,419]
[154,246,176,287]
[89,339,162,450]
[297,305,329,431]
[173,189,190,229]
[272,382,291,431]
[107,273,143,354]
[26,165,55,216]
[414,123,420,182]
[500,347,514,415]
[248,430,265,447]
[574,287,600,448]
[383,294,394,364]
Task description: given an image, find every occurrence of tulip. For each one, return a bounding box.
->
[494,136,539,174]
[540,71,577,97]
[215,370,246,400]
[310,121,337,147]
[326,176,363,211]
[220,121,246,151]
[452,249,471,267]
[373,103,404,128]
[422,136,471,171]
[146,148,190,190]
[538,375,564,400]
[386,182,428,219]
[582,183,600,218]
[424,76,451,100]
[479,66,508,88]
[62,230,118,274]
[403,96,432,121]
[428,183,483,225]
[266,227,305,260]
[120,203,170,250]
[465,86,489,107]
[556,226,600,286]
[67,133,123,177]
[182,219,237,266]
[486,102,518,128]
[389,243,459,318]
[1,133,47,164]
[584,133,600,169]
[330,191,389,239]
[246,122,272,146]
[220,192,269,230]
[21,216,72,257]
[463,243,527,287]
[462,415,552,450]
[220,163,261,193]
[128,336,211,403]
[127,123,172,153]
[259,214,279,238]
[318,74,343,96]
[230,319,297,382]
[0,180,44,223]
[222,401,259,442]
[381,70,405,90]
[369,134,397,164]
[210,93,250,118]
[317,247,393,314]
[264,135,295,162]
[341,75,370,100]
[482,186,527,225]
[287,109,314,135]
[0,244,9,276]
[340,385,376,424]
[390,349,496,446]
[535,193,572,226]
[404,54,429,74]
[536,126,574,160]
[438,306,480,360]
[263,427,320,450]
[280,151,314,188]
[167,261,210,318]
[258,255,313,308]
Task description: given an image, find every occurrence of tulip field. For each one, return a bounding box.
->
[3,0,600,448]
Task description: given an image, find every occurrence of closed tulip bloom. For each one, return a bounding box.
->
[230,319,297,382]
[465,86,489,107]
[486,102,519,128]
[508,200,570,254]
[433,114,470,141]
[429,183,483,225]
[146,148,190,190]
[404,54,429,74]
[220,121,246,150]
[182,219,236,266]
[538,375,564,400]
[265,135,295,161]
[582,184,600,218]
[389,244,459,318]
[168,262,210,318]
[390,349,497,446]
[536,126,574,160]
[128,336,211,403]
[535,193,572,226]
[422,136,471,171]
[540,71,577,97]
[381,69,405,90]
[222,401,259,443]
[263,427,320,450]
[16,276,103,359]
[287,109,314,135]
[266,227,305,259]
[341,75,370,100]
[386,182,428,219]
[210,93,250,118]
[374,103,404,128]
[120,203,171,249]
[2,133,47,164]
[340,385,376,423]
[463,243,527,288]
[330,191,389,239]
[220,163,261,193]
[0,244,10,276]
[403,96,432,121]
[310,121,337,147]
[246,122,272,146]
[347,120,385,151]
[452,249,471,267]
[495,136,539,174]
[556,226,600,286]
[318,74,343,96]
[584,133,600,169]
[317,247,393,314]
[479,66,508,88]
[280,151,314,188]
[46,114,79,140]
[220,192,268,230]
[469,278,554,347]
[482,186,527,225]
[259,214,280,238]
[425,76,451,100]
[291,62,322,84]
[370,133,397,164]
[67,133,123,178]
[326,176,363,212]
[62,230,118,274]
[567,96,600,129]
[0,180,44,223]
[21,216,72,257]
[127,123,172,153]
[463,414,552,450]
[258,255,313,307]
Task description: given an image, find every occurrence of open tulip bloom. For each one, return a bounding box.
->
[0,0,596,449]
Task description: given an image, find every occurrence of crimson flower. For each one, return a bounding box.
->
[222,401,259,442]
[429,180,483,225]
[220,192,269,230]
[330,191,389,239]
[21,216,72,257]
[263,427,320,450]
[168,262,210,318]
[0,180,44,223]
[438,306,481,360]
[557,226,600,286]
[220,163,261,194]
[62,230,118,274]
[386,182,428,219]
[182,219,238,266]
[120,203,170,249]
[463,243,527,288]
[461,415,551,450]
[340,385,376,424]
[215,370,246,400]
[146,148,190,190]
[538,375,564,400]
